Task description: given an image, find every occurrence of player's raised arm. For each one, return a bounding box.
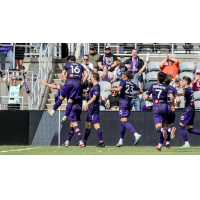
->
[62,70,67,83]
[82,95,97,110]
[176,96,181,107]
[82,71,89,85]
[169,93,175,111]
[40,79,61,90]
[105,86,122,92]
[139,58,150,76]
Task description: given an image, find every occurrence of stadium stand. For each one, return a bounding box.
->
[196,63,200,69]
[146,61,161,73]
[179,62,195,73]
[145,72,158,82]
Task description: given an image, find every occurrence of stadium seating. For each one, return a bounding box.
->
[146,62,161,73]
[99,81,111,99]
[179,62,195,73]
[145,72,158,82]
[194,91,200,100]
[144,81,156,91]
[194,100,200,110]
[112,81,120,88]
[179,72,194,81]
[109,72,114,80]
[196,63,200,70]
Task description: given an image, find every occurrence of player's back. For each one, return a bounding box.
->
[184,87,195,111]
[119,79,140,110]
[88,83,100,113]
[147,82,170,114]
[63,62,85,86]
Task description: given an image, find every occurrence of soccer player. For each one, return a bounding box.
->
[145,72,175,151]
[40,79,86,147]
[179,76,200,148]
[47,55,89,118]
[105,71,143,147]
[162,73,181,149]
[82,73,105,147]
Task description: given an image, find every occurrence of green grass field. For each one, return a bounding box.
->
[0,145,200,155]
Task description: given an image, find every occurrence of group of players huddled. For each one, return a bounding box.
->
[39,55,200,150]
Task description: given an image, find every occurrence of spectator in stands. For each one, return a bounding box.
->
[75,43,84,59]
[98,46,118,72]
[141,101,153,111]
[0,43,13,71]
[36,43,48,55]
[111,60,127,83]
[192,69,200,91]
[15,43,25,78]
[93,68,98,73]
[4,69,24,110]
[99,66,112,82]
[120,49,145,87]
[87,45,100,70]
[81,55,94,81]
[159,53,179,80]
[105,86,119,110]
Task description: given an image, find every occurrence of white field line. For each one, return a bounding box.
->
[1,147,42,153]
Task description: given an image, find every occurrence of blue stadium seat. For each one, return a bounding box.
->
[146,62,161,73]
[179,62,195,73]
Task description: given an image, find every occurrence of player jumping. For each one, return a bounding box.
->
[47,55,89,118]
[179,76,200,148]
[106,71,143,147]
[145,72,175,151]
[82,73,105,147]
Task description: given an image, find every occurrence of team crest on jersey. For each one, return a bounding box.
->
[70,74,73,77]
[191,102,194,106]
[155,99,159,104]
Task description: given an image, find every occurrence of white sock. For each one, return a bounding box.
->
[168,128,171,132]
[51,110,55,114]
[158,143,162,147]
[65,140,69,143]
[161,128,163,132]
[166,141,170,145]
[119,138,123,143]
[185,141,190,145]
[62,116,67,121]
[79,140,83,144]
[134,132,139,137]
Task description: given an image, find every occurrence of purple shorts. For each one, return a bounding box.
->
[119,108,130,118]
[167,113,175,124]
[86,112,100,124]
[180,112,195,125]
[153,113,168,124]
[69,109,82,123]
[61,84,80,100]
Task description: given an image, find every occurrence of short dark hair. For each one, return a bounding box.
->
[183,76,191,85]
[92,73,99,81]
[132,49,138,53]
[164,73,173,85]
[83,55,89,58]
[157,72,166,83]
[67,55,76,62]
[123,71,133,79]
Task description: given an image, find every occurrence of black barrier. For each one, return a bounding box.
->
[1,111,200,146]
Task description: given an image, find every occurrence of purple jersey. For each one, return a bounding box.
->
[88,84,100,113]
[119,79,140,110]
[63,62,86,86]
[146,82,172,114]
[183,87,195,113]
[167,85,178,114]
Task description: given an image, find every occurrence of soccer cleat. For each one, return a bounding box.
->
[134,134,142,146]
[156,144,162,151]
[60,120,65,124]
[97,142,105,147]
[166,144,170,149]
[84,142,87,147]
[171,127,176,139]
[162,127,168,139]
[78,143,85,148]
[180,144,191,148]
[62,142,69,147]
[116,142,123,147]
[47,109,54,117]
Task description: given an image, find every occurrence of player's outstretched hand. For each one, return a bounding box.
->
[105,88,110,92]
[39,79,46,84]
[171,106,175,112]
[82,104,87,111]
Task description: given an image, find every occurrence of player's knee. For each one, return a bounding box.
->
[179,125,185,130]
[60,96,64,101]
[188,128,193,133]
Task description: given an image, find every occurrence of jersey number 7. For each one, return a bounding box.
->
[155,89,162,99]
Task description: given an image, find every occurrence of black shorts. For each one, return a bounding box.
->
[8,104,20,110]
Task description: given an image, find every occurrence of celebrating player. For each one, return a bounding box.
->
[145,72,175,151]
[40,79,86,147]
[47,55,89,118]
[179,76,200,148]
[106,71,143,147]
[162,73,181,149]
[82,73,105,147]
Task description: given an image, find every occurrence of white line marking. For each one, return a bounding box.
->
[1,147,42,153]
